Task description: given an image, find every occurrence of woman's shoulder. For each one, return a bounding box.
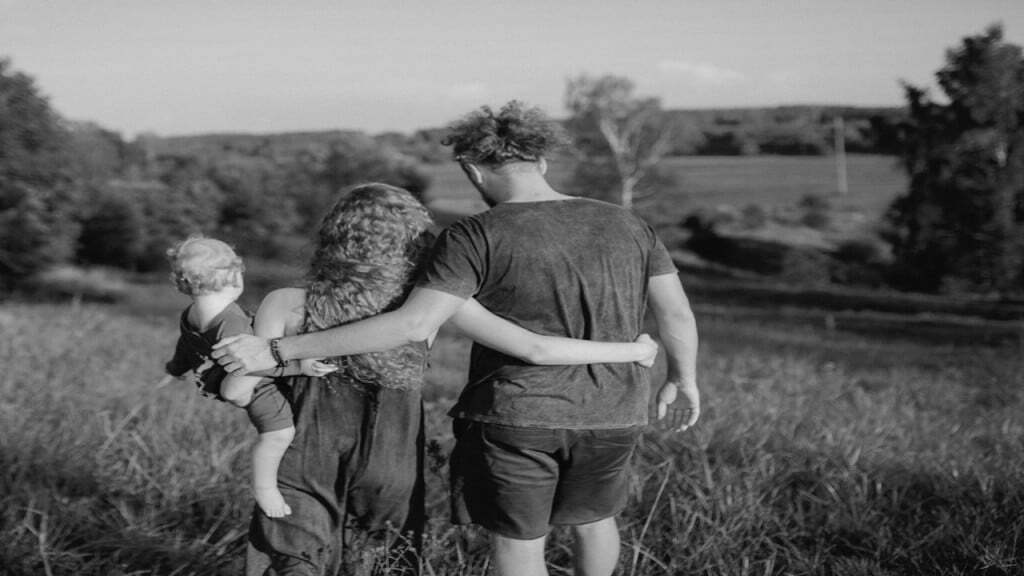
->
[256,287,307,330]
[261,287,307,308]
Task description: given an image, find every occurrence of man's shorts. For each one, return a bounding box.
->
[449,419,641,540]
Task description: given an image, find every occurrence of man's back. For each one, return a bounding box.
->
[421,197,676,428]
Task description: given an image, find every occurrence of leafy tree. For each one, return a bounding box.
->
[565,74,686,208]
[76,186,147,267]
[66,121,128,183]
[0,58,77,285]
[375,129,448,163]
[320,134,431,201]
[208,155,298,242]
[136,182,212,270]
[885,25,1024,292]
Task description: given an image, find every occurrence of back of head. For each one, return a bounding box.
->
[167,236,244,296]
[309,183,433,286]
[443,100,567,169]
[304,183,434,388]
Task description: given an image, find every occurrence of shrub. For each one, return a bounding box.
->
[696,131,760,156]
[799,193,832,229]
[755,122,829,155]
[834,237,888,266]
[740,204,768,229]
[76,187,147,268]
[778,248,833,286]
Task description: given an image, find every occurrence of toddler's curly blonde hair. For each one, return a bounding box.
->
[167,236,245,296]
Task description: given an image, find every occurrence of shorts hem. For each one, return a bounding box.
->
[551,508,624,528]
[454,517,551,541]
[254,421,295,434]
[448,413,647,430]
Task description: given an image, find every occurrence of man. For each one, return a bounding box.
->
[215,101,699,576]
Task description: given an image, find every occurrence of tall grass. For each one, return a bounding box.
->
[2,301,1021,575]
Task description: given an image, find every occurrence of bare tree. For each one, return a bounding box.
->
[565,74,684,209]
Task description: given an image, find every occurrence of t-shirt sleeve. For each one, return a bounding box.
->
[216,307,254,340]
[416,220,486,299]
[165,334,191,377]
[646,225,678,278]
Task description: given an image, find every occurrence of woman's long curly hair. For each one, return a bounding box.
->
[303,182,434,389]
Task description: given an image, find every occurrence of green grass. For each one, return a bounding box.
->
[421,154,906,232]
[2,291,1021,575]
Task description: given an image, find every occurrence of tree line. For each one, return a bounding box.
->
[1,23,1021,295]
[0,64,433,287]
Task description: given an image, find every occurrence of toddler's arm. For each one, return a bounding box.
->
[449,298,657,367]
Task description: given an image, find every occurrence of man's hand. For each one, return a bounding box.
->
[655,380,700,432]
[212,334,275,375]
[635,334,658,368]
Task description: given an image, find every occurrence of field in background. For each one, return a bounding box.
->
[2,287,1022,575]
[422,154,906,231]
[7,154,1021,575]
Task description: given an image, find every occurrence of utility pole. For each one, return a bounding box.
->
[834,116,848,195]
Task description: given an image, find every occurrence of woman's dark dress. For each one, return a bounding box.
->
[246,342,427,576]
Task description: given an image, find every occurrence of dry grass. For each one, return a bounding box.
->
[1,296,1021,575]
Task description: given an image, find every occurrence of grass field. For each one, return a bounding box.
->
[421,154,906,232]
[3,280,1022,575]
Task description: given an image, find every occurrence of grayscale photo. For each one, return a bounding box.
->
[1,1,1023,574]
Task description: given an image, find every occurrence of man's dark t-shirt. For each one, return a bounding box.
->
[419,197,677,429]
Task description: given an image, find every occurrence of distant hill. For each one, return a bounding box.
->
[141,129,365,161]
[666,104,903,122]
[142,127,449,164]
[663,105,905,156]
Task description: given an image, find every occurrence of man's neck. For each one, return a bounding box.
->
[497,171,568,204]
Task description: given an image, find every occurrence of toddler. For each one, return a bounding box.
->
[165,236,296,518]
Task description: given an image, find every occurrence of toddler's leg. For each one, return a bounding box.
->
[252,426,295,518]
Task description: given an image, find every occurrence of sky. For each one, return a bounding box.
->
[2,0,1023,137]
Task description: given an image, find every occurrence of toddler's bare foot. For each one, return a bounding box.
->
[254,486,292,518]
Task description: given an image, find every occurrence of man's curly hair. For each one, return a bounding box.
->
[303,183,434,390]
[443,100,568,167]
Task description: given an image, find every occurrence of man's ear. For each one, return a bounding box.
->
[460,162,484,186]
[538,157,548,176]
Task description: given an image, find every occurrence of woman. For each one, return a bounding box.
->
[240,183,655,575]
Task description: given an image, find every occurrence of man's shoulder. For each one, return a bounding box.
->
[440,197,647,239]
[464,197,632,221]
[436,211,491,244]
[572,196,642,216]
